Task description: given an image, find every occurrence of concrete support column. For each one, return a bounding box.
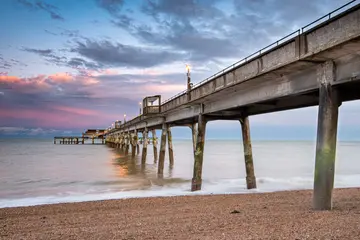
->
[136,137,140,155]
[120,134,125,150]
[313,61,340,211]
[131,131,137,157]
[240,116,257,189]
[125,133,129,155]
[54,139,56,144]
[190,123,198,158]
[92,138,94,145]
[152,130,158,163]
[167,127,174,166]
[115,135,119,148]
[82,138,84,144]
[102,138,104,144]
[141,129,148,164]
[158,123,168,176]
[191,115,207,191]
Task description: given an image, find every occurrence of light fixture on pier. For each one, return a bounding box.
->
[186,64,192,101]
[124,113,127,123]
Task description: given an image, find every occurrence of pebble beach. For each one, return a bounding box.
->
[1,188,360,239]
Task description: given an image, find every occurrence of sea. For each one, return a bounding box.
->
[1,138,360,208]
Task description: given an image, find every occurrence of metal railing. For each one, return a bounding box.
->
[161,0,358,105]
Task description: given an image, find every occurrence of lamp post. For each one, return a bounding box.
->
[124,114,126,123]
[186,64,192,101]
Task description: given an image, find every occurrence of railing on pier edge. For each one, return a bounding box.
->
[113,0,358,131]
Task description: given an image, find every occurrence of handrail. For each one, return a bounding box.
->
[161,0,358,105]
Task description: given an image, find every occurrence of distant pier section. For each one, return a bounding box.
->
[54,129,106,145]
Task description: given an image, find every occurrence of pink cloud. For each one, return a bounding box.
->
[52,106,99,116]
[48,72,74,83]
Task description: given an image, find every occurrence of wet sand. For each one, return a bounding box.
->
[1,188,360,240]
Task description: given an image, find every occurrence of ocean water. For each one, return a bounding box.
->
[1,138,360,208]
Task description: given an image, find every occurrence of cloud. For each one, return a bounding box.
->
[109,0,350,68]
[22,48,53,56]
[21,47,103,71]
[0,70,146,129]
[0,56,27,70]
[0,127,74,136]
[96,0,124,16]
[16,0,64,21]
[72,39,185,68]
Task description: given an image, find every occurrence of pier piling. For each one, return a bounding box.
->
[125,133,129,155]
[239,116,257,189]
[313,61,339,211]
[131,131,137,157]
[190,123,198,158]
[152,130,158,163]
[141,129,148,164]
[191,114,207,191]
[167,127,174,166]
[158,123,167,176]
[136,131,140,155]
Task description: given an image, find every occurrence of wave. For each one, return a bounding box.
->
[1,174,359,208]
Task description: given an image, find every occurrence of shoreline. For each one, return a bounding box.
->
[1,185,359,209]
[1,188,360,239]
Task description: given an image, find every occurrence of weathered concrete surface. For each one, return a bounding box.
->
[313,61,340,210]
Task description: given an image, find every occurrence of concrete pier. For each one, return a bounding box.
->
[158,123,167,176]
[152,130,158,163]
[313,61,340,210]
[191,114,207,191]
[239,116,257,189]
[83,3,360,211]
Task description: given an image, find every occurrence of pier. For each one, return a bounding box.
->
[54,129,105,145]
[87,2,359,210]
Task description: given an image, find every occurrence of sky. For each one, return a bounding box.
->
[1,0,360,140]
